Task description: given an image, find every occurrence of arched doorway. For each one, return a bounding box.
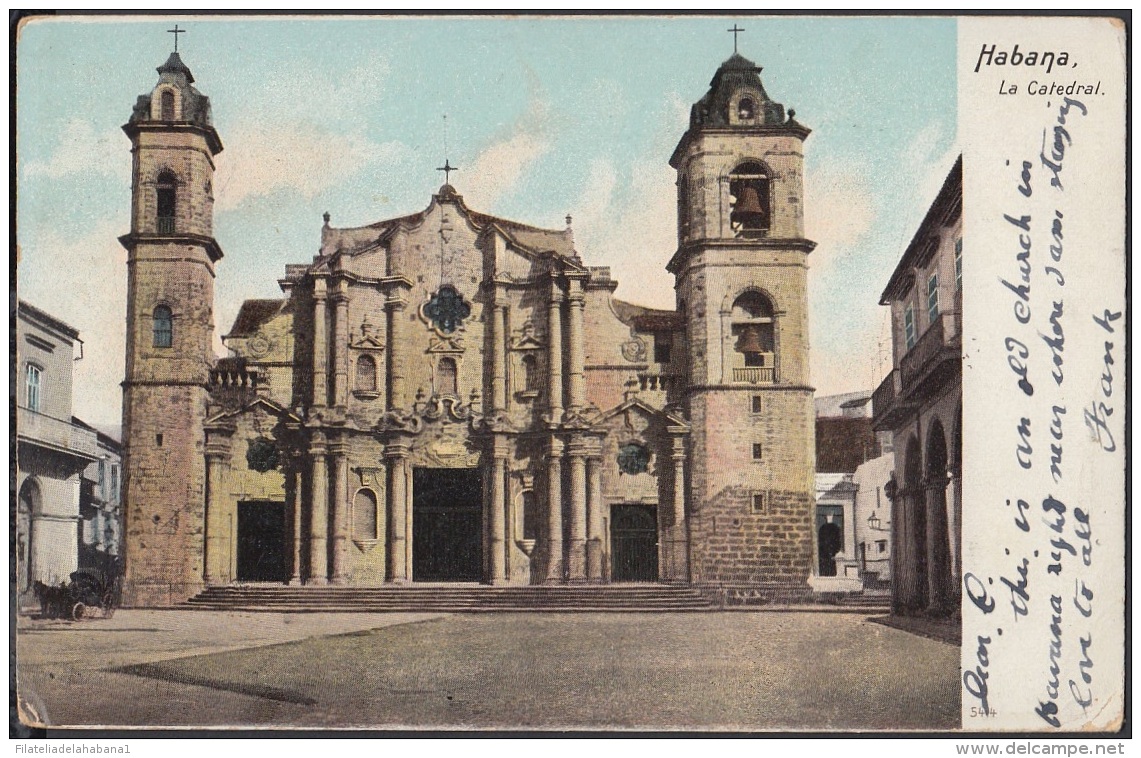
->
[818,522,842,576]
[17,478,40,593]
[926,419,952,613]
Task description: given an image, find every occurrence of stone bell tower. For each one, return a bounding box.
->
[667,47,816,591]
[119,42,224,606]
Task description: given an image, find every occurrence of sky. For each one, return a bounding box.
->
[16,14,958,430]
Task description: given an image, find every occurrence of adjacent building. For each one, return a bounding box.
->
[15,302,101,595]
[871,156,962,617]
[852,450,894,587]
[77,422,123,579]
[119,47,820,606]
[812,391,891,593]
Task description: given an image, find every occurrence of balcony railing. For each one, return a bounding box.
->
[871,368,912,430]
[733,366,776,384]
[637,373,680,392]
[874,312,961,429]
[899,311,961,390]
[156,216,175,234]
[872,369,899,418]
[209,364,264,390]
[17,407,100,461]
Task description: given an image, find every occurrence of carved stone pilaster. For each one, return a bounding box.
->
[312,278,328,408]
[203,428,233,586]
[307,431,329,585]
[545,436,565,583]
[385,443,411,583]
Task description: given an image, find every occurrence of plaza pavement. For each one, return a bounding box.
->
[16,609,959,732]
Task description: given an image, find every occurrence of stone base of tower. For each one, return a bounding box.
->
[120,383,210,608]
[687,487,815,587]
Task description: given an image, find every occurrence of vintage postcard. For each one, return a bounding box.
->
[13,13,1127,736]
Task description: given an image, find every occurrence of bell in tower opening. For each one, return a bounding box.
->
[729,161,770,236]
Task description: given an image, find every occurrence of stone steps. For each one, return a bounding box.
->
[832,593,892,609]
[183,584,715,612]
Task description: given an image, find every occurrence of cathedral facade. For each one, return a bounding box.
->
[119,47,817,606]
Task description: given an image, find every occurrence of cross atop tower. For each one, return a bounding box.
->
[727,24,744,54]
[168,24,186,53]
[436,114,459,185]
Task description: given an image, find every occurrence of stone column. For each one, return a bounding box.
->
[386,444,409,582]
[329,439,349,584]
[332,283,349,408]
[545,437,564,582]
[951,469,962,602]
[312,279,328,407]
[895,485,923,612]
[491,293,507,412]
[308,432,328,584]
[885,477,906,614]
[667,435,690,582]
[547,278,563,420]
[586,456,604,581]
[925,476,952,613]
[566,276,586,410]
[204,436,232,585]
[489,442,508,584]
[567,437,587,581]
[288,463,303,586]
[842,493,857,563]
[386,295,407,410]
[404,461,413,577]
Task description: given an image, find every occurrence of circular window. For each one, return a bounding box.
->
[617,443,651,475]
[246,437,280,473]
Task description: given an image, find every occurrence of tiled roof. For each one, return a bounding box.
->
[157,52,194,83]
[611,299,682,330]
[226,299,284,337]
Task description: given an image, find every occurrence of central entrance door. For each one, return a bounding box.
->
[610,504,659,582]
[237,500,287,582]
[412,468,483,581]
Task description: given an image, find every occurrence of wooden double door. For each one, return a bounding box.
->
[237,500,287,582]
[412,467,483,582]
[610,504,659,582]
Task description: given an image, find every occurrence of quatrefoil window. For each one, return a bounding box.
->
[424,286,471,334]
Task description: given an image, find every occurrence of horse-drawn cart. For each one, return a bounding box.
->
[33,569,120,620]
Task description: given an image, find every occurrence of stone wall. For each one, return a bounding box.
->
[133,130,216,238]
[16,312,76,420]
[687,388,814,585]
[121,383,209,606]
[124,244,217,385]
[678,132,806,244]
[675,249,811,388]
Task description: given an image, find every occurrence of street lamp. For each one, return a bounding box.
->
[868,511,881,531]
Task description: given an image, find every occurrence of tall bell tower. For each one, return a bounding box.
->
[668,45,816,591]
[119,40,224,606]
